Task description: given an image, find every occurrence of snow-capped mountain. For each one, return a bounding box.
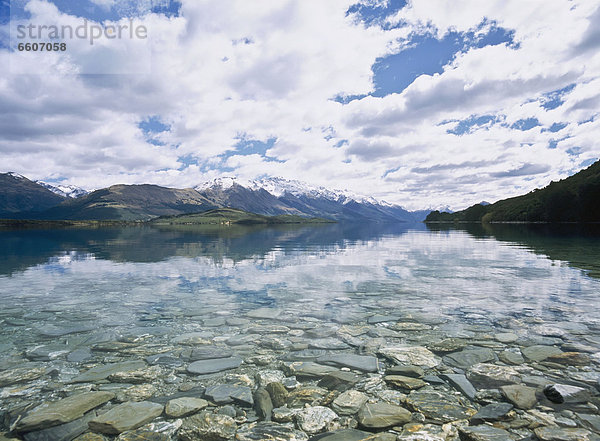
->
[36,181,89,199]
[195,176,416,223]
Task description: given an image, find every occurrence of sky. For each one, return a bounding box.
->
[0,0,599,210]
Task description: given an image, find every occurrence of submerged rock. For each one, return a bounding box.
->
[521,345,563,362]
[236,422,309,441]
[534,426,598,441]
[466,363,521,388]
[0,367,45,387]
[165,397,208,418]
[443,348,496,369]
[470,402,513,424]
[458,425,514,440]
[316,354,378,373]
[500,384,537,409]
[378,346,440,368]
[186,357,243,375]
[384,375,427,391]
[72,361,146,383]
[296,406,338,434]
[356,402,411,429]
[204,384,254,407]
[405,389,476,423]
[543,384,592,404]
[178,412,236,441]
[16,392,114,432]
[331,390,368,416]
[88,401,163,435]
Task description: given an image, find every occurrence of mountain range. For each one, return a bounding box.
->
[426,160,600,223]
[0,173,419,223]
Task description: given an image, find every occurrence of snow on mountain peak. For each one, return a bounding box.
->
[194,176,249,192]
[36,181,89,198]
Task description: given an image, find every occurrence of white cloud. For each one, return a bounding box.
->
[1,0,599,210]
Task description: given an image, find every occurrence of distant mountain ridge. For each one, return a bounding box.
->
[0,173,418,223]
[0,173,66,218]
[36,181,89,198]
[426,160,600,223]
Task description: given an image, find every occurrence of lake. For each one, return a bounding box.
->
[1,223,599,439]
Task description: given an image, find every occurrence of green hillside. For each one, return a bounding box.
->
[150,208,335,225]
[426,160,600,223]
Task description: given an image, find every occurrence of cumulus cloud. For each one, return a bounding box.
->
[0,0,599,210]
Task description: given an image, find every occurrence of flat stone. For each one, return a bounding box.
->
[182,346,234,361]
[108,366,162,384]
[178,412,236,441]
[317,371,361,392]
[37,325,94,337]
[386,365,424,378]
[367,315,402,324]
[165,397,208,418]
[283,362,337,380]
[204,384,253,406]
[384,375,427,391]
[427,338,467,354]
[534,427,597,441]
[68,349,93,363]
[316,354,378,373]
[246,308,282,319]
[17,392,114,432]
[254,388,273,421]
[440,373,476,401]
[73,434,108,441]
[543,384,592,404]
[236,422,309,441]
[458,425,514,440]
[356,402,411,429]
[397,423,450,441]
[378,346,440,368]
[546,352,591,366]
[23,411,98,441]
[332,390,369,415]
[498,350,524,365]
[309,428,380,440]
[172,332,213,345]
[308,339,349,350]
[495,333,518,343]
[466,363,521,388]
[470,402,514,424]
[501,384,537,409]
[521,345,563,362]
[72,361,146,383]
[88,402,163,435]
[405,389,476,423]
[287,386,328,407]
[0,367,46,387]
[296,406,338,434]
[187,357,242,375]
[578,414,600,433]
[255,370,285,387]
[145,354,182,367]
[25,345,70,361]
[443,348,496,369]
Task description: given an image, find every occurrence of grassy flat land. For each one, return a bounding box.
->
[150,208,335,225]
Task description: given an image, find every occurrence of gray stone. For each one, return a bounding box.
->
[72,361,146,383]
[145,354,182,367]
[178,412,236,441]
[397,423,450,441]
[88,402,163,435]
[246,308,281,319]
[458,425,514,440]
[296,406,338,434]
[495,332,518,343]
[501,384,537,409]
[287,386,328,407]
[204,384,253,407]
[316,354,378,373]
[467,363,521,388]
[384,375,427,391]
[405,389,476,423]
[165,397,208,418]
[308,429,379,440]
[236,422,309,441]
[443,348,496,369]
[37,325,94,337]
[378,346,440,368]
[578,414,600,433]
[367,315,402,324]
[331,390,368,416]
[254,388,273,421]
[265,382,289,408]
[440,373,476,401]
[108,366,162,384]
[0,367,46,387]
[25,345,70,361]
[182,347,234,361]
[283,362,337,380]
[543,384,592,404]
[427,338,467,354]
[470,402,514,424]
[68,349,93,363]
[17,392,115,432]
[186,357,242,375]
[521,345,563,362]
[356,402,411,429]
[386,365,424,378]
[534,426,598,441]
[317,371,361,392]
[23,411,98,441]
[172,332,213,345]
[498,350,524,365]
[308,339,349,350]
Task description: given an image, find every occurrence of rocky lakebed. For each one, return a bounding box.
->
[1,305,600,441]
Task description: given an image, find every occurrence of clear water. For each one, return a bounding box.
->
[1,222,600,355]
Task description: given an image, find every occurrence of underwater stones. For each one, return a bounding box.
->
[405,389,476,423]
[16,392,114,432]
[521,345,563,362]
[443,348,496,369]
[283,362,337,380]
[205,384,253,407]
[22,411,99,441]
[108,366,162,384]
[466,363,521,388]
[72,361,146,383]
[546,352,591,366]
[426,338,467,354]
[317,371,361,392]
[498,350,524,365]
[470,402,514,424]
[236,422,309,441]
[296,406,338,434]
[543,384,592,404]
[254,388,273,421]
[384,375,427,391]
[331,390,368,416]
[500,384,538,410]
[182,347,234,361]
[88,402,164,435]
[458,425,513,440]
[187,357,242,375]
[534,426,598,441]
[494,332,518,343]
[356,402,411,429]
[287,386,328,407]
[439,374,476,401]
[178,412,236,441]
[164,397,208,418]
[386,365,424,378]
[378,346,440,369]
[0,367,46,387]
[316,354,378,373]
[265,382,289,408]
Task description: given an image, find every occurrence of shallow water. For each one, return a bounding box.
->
[1,222,599,439]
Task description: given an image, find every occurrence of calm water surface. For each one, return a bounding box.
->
[1,222,599,352]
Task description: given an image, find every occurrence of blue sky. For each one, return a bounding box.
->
[1,0,599,210]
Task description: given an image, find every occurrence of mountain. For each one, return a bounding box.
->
[38,184,217,221]
[426,160,600,223]
[151,208,334,225]
[36,181,89,198]
[195,177,416,223]
[0,173,66,218]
